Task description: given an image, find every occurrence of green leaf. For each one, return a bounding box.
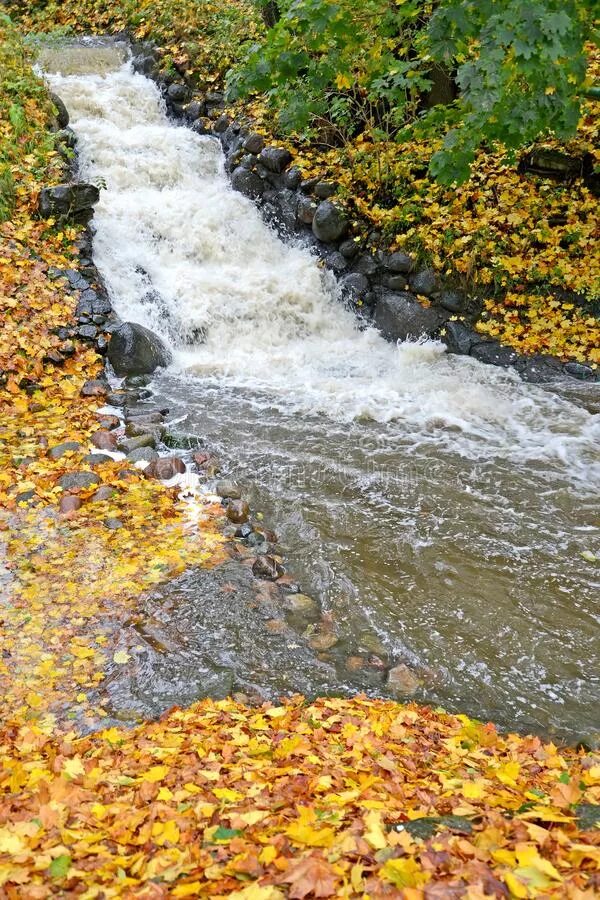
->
[212,826,244,842]
[49,855,71,878]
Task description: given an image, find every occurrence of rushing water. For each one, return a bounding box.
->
[41,42,600,742]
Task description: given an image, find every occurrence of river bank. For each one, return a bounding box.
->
[1,12,600,897]
[10,0,600,376]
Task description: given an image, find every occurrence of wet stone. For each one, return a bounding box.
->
[77,325,98,340]
[410,268,438,296]
[285,594,319,615]
[227,499,250,524]
[216,479,242,499]
[118,434,156,453]
[387,663,420,695]
[235,523,253,539]
[439,290,465,313]
[127,446,159,463]
[145,456,186,480]
[384,251,414,274]
[81,378,110,397]
[252,554,284,580]
[308,632,338,651]
[48,441,81,460]
[339,239,360,260]
[91,430,118,451]
[243,133,265,155]
[96,414,120,430]
[312,201,348,243]
[259,146,293,173]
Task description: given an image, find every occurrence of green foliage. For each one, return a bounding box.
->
[228,0,431,143]
[230,0,596,182]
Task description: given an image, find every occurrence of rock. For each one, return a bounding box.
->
[91,430,117,451]
[83,453,112,466]
[48,441,81,460]
[145,456,186,480]
[314,181,337,199]
[231,166,265,201]
[387,663,420,695]
[252,555,284,580]
[50,92,69,128]
[385,274,408,291]
[326,251,348,273]
[283,166,302,190]
[167,82,187,102]
[235,522,253,539]
[185,100,205,120]
[470,341,520,368]
[39,183,100,221]
[125,411,164,425]
[91,485,117,502]
[438,290,465,313]
[259,147,293,173]
[339,239,360,260]
[340,273,369,300]
[107,322,172,377]
[127,446,159,463]
[297,196,317,225]
[213,114,230,134]
[243,133,265,155]
[118,434,156,453]
[383,251,414,274]
[346,655,366,672]
[564,361,596,380]
[58,471,101,491]
[216,479,242,499]
[442,320,478,356]
[227,499,250,524]
[353,253,379,277]
[81,378,109,397]
[308,632,338,651]
[285,594,319,615]
[97,414,121,430]
[312,201,348,242]
[410,268,438,296]
[77,325,98,340]
[104,517,123,530]
[515,354,564,384]
[192,451,211,469]
[125,421,163,440]
[59,495,82,514]
[374,292,448,341]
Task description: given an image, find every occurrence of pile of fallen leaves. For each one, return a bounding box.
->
[0,15,225,735]
[11,0,600,366]
[2,697,600,896]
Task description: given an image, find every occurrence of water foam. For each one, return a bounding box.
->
[44,59,600,481]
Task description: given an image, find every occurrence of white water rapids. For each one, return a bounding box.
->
[41,44,600,739]
[43,50,600,481]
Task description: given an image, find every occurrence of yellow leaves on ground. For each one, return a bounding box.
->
[0,697,598,895]
[0,17,226,736]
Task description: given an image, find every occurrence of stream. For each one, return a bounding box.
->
[40,40,600,743]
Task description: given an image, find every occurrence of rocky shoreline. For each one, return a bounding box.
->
[118,40,599,386]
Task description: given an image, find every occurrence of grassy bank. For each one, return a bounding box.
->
[10,0,600,367]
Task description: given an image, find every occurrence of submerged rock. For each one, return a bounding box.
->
[107,322,172,376]
[387,663,420,695]
[252,555,284,580]
[227,499,250,524]
[231,166,265,201]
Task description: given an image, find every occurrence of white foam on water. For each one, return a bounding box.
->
[44,58,600,485]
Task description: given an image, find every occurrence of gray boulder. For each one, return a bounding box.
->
[297,196,317,225]
[438,290,465,313]
[341,273,369,300]
[470,341,519,368]
[58,471,101,491]
[50,92,69,129]
[39,183,100,222]
[312,201,348,242]
[243,133,265,155]
[374,292,448,341]
[442,320,478,356]
[410,268,438,296]
[108,322,172,377]
[383,251,414,274]
[259,147,292,173]
[231,166,264,201]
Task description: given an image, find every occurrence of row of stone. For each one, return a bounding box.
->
[143,54,597,384]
